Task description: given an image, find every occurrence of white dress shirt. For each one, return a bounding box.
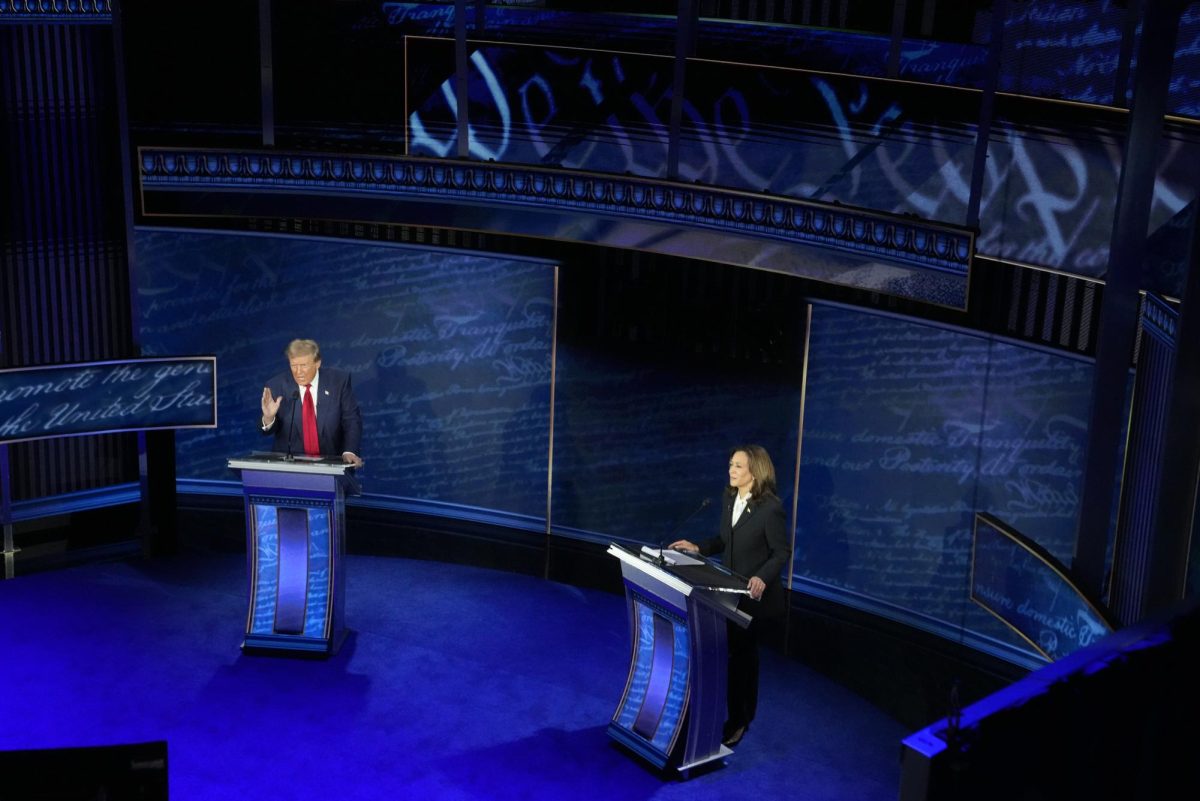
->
[732,492,750,526]
[302,371,321,414]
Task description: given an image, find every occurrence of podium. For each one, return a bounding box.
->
[606,543,752,773]
[227,455,359,656]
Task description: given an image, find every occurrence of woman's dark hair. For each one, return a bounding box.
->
[726,444,778,500]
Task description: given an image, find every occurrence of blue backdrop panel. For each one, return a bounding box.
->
[551,349,801,545]
[992,0,1197,116]
[795,304,1097,657]
[997,0,1131,106]
[1170,7,1200,116]
[974,340,1094,566]
[133,229,555,521]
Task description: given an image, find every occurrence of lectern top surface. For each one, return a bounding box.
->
[662,563,749,592]
[248,450,347,463]
[614,544,751,592]
[227,453,355,475]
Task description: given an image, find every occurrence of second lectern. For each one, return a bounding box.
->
[228,455,359,656]
[607,543,752,773]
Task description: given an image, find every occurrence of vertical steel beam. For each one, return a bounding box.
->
[1073,1,1185,600]
[455,0,469,159]
[111,0,141,335]
[668,0,699,181]
[965,0,1006,230]
[1113,0,1144,109]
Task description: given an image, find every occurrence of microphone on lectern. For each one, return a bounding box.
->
[284,389,300,462]
[662,496,712,548]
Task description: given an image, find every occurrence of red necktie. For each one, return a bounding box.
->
[301,384,320,456]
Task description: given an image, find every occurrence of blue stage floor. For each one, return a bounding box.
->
[0,552,905,799]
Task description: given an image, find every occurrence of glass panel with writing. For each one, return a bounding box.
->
[406,38,673,176]
[971,513,1113,660]
[133,228,555,522]
[681,62,979,224]
[795,303,1105,659]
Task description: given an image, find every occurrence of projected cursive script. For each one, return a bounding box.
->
[971,514,1111,660]
[402,21,1197,280]
[794,304,1093,646]
[0,358,216,443]
[134,229,555,520]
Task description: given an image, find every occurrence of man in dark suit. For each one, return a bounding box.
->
[670,444,789,748]
[259,339,363,465]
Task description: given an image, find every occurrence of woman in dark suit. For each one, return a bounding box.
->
[670,444,789,747]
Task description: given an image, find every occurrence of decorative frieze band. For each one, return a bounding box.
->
[140,148,974,276]
[0,1,111,22]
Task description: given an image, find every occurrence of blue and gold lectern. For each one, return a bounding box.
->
[606,543,752,773]
[228,456,359,656]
